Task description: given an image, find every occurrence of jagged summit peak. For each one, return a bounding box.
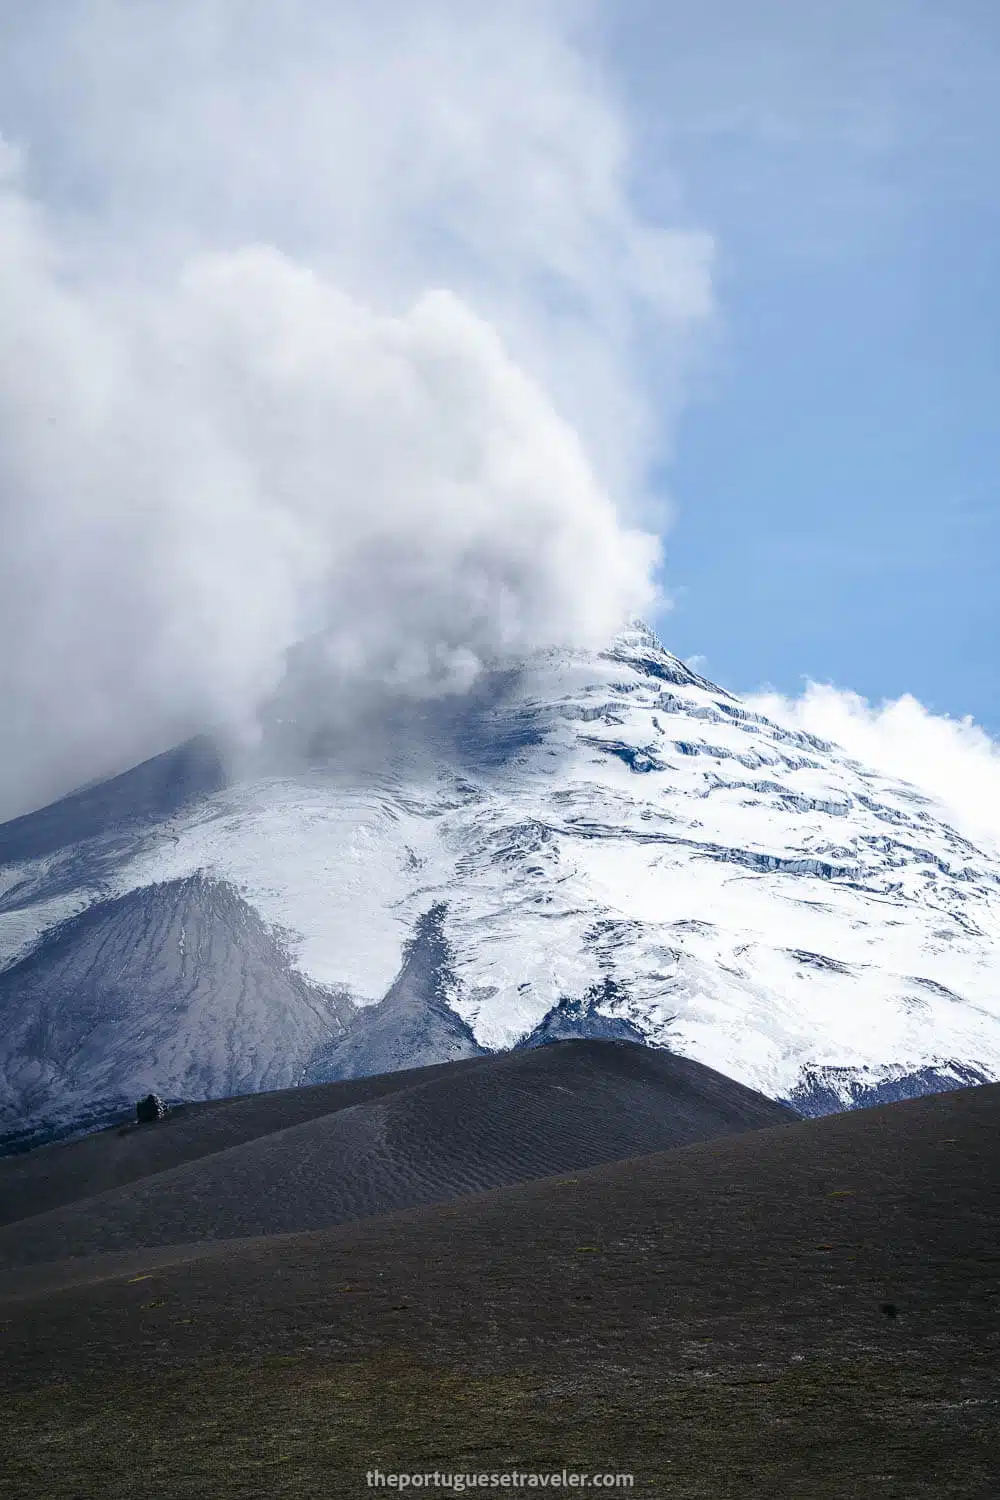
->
[612,618,664,652]
[605,619,734,699]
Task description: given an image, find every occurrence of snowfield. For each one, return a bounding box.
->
[2,624,999,1136]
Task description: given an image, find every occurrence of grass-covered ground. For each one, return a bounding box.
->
[4,1349,997,1498]
[2,1072,999,1498]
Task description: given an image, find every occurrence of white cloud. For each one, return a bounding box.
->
[747,682,1000,855]
[0,1,714,820]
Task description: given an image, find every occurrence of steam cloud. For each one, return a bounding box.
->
[0,2,714,821]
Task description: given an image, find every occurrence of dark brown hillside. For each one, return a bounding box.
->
[0,1041,795,1267]
[1,1071,997,1497]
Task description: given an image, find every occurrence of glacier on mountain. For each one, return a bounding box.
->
[1,623,998,1143]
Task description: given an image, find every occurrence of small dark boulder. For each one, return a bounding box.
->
[135,1093,168,1124]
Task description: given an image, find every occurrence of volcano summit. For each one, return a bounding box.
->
[2,623,998,1148]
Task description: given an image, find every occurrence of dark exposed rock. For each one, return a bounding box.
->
[785,1059,993,1117]
[302,904,485,1084]
[517,981,657,1050]
[135,1094,168,1124]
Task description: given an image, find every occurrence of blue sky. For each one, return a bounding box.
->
[599,1,999,728]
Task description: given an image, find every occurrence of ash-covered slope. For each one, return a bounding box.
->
[1,622,999,1137]
[0,1040,796,1269]
[0,1055,494,1231]
[0,885,485,1149]
[301,904,485,1086]
[0,874,352,1147]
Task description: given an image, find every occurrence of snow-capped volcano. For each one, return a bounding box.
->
[2,623,999,1145]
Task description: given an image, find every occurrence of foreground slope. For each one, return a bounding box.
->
[1,1081,997,1498]
[2,623,1000,1136]
[0,1054,493,1230]
[0,1041,795,1268]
